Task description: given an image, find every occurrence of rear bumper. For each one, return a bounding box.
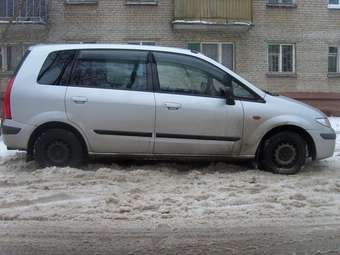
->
[309,129,336,160]
[1,119,33,150]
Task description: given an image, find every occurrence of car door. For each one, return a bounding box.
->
[152,51,244,156]
[65,49,155,154]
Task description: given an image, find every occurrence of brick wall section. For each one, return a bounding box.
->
[1,0,340,115]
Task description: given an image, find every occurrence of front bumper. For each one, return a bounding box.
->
[309,129,336,160]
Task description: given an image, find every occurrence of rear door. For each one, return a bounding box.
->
[65,49,155,154]
[152,52,244,156]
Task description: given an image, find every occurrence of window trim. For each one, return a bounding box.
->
[152,51,264,103]
[127,41,157,46]
[267,43,296,74]
[64,49,154,92]
[328,0,340,9]
[126,0,158,5]
[328,46,340,74]
[266,0,297,8]
[190,42,235,70]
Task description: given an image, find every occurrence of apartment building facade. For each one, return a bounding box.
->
[1,0,340,114]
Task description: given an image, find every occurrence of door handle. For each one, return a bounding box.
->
[164,102,182,110]
[71,96,88,104]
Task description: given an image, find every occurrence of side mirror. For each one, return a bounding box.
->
[222,86,235,105]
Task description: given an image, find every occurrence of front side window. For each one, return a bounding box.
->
[154,52,257,100]
[70,50,148,91]
[268,44,295,73]
[188,42,234,70]
[328,47,339,73]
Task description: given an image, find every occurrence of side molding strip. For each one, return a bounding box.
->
[156,133,240,142]
[94,130,153,138]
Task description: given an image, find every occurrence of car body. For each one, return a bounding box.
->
[1,44,336,173]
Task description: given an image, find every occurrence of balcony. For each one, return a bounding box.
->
[0,0,48,23]
[173,0,252,32]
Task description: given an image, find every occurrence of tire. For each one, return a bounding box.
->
[34,128,85,168]
[259,131,306,174]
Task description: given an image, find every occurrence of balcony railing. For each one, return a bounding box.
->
[0,0,48,23]
[174,0,252,24]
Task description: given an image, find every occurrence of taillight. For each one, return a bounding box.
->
[3,77,15,119]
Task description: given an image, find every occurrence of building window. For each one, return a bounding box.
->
[268,44,295,73]
[267,0,294,4]
[64,0,98,5]
[267,0,296,7]
[188,42,234,70]
[126,0,157,5]
[329,0,340,9]
[127,41,156,46]
[328,47,339,73]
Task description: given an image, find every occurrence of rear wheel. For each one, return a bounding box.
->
[259,131,306,174]
[34,128,85,168]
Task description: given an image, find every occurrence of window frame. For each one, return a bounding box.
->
[125,0,158,5]
[189,42,235,70]
[65,49,153,92]
[266,0,297,8]
[328,0,340,9]
[127,41,157,46]
[267,43,296,74]
[152,51,264,103]
[328,46,339,73]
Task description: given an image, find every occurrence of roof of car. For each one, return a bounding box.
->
[29,44,198,56]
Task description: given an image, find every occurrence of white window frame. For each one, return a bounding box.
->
[328,0,340,9]
[199,42,235,70]
[126,0,158,5]
[267,43,295,73]
[328,46,340,73]
[267,0,295,4]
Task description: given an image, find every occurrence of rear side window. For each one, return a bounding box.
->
[69,50,148,91]
[37,50,75,85]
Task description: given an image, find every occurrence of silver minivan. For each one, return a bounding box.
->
[1,44,336,174]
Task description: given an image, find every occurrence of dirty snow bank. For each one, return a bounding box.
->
[0,119,339,225]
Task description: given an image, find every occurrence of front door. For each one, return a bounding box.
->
[152,52,244,156]
[66,49,155,154]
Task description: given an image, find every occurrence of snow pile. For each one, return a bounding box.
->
[0,118,339,225]
[329,117,340,133]
[0,137,17,161]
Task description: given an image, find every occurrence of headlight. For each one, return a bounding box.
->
[315,117,331,128]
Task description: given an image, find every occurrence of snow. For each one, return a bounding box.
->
[0,137,17,161]
[329,117,340,133]
[0,118,339,226]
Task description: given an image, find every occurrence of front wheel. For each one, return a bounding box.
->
[259,131,306,174]
[34,128,85,168]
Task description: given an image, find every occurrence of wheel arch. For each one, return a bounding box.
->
[256,125,317,161]
[27,121,89,160]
